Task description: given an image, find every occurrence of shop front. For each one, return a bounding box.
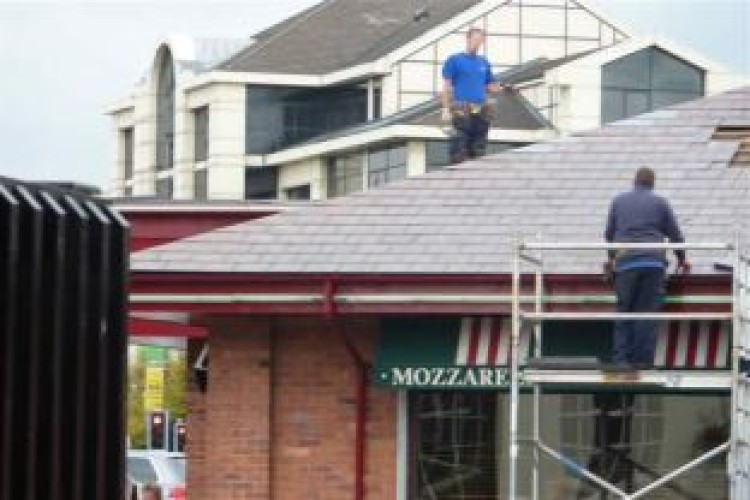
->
[376,316,731,499]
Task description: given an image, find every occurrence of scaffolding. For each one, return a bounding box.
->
[509,239,749,499]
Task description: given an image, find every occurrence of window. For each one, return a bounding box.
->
[284,184,311,201]
[127,458,159,484]
[156,49,175,171]
[372,87,382,120]
[407,392,728,499]
[246,85,368,154]
[426,141,527,170]
[409,392,497,499]
[194,106,209,162]
[601,47,705,124]
[327,152,364,198]
[368,143,407,188]
[155,177,173,199]
[194,169,208,200]
[244,167,278,200]
[121,128,134,180]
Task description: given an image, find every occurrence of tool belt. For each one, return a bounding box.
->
[451,102,491,117]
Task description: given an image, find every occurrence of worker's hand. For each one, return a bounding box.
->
[441,107,452,124]
[676,259,692,274]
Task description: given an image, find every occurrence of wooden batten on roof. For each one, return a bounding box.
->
[712,126,750,167]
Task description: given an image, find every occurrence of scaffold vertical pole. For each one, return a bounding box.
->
[509,237,521,500]
[730,232,750,499]
[531,234,543,500]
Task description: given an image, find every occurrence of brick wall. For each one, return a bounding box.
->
[185,315,398,500]
[185,339,207,499]
[205,317,272,499]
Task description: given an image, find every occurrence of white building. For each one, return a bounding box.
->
[107,0,747,201]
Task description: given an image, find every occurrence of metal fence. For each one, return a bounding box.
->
[0,177,129,500]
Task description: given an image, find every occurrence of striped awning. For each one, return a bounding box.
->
[654,320,730,369]
[375,316,731,388]
[455,317,530,367]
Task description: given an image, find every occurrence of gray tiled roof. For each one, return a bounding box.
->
[218,0,482,74]
[133,87,750,275]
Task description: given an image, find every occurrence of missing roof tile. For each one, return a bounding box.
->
[712,126,750,167]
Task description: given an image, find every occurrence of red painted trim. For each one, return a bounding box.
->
[707,321,721,369]
[467,319,481,366]
[128,318,208,339]
[686,321,700,367]
[487,319,501,366]
[666,322,679,367]
[333,322,368,500]
[129,271,731,315]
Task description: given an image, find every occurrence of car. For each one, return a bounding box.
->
[127,450,186,500]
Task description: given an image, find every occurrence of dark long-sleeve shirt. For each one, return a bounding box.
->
[604,186,685,271]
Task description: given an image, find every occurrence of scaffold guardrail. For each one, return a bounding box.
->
[508,238,746,500]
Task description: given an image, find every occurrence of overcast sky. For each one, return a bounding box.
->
[0,0,748,190]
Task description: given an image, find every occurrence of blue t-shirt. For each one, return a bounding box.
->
[442,52,496,105]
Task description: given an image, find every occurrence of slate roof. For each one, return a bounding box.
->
[218,0,482,74]
[133,87,750,275]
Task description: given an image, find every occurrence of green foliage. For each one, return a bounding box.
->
[127,347,187,449]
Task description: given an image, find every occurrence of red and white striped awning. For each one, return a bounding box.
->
[454,316,730,368]
[654,320,730,369]
[455,317,528,367]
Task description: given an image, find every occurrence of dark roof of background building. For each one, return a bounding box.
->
[292,60,559,148]
[133,87,750,275]
[218,0,482,74]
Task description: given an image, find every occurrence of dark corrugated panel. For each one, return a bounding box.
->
[0,177,129,500]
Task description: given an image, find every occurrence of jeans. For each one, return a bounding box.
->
[613,268,665,365]
[450,109,490,163]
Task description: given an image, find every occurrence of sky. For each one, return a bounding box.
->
[0,0,748,190]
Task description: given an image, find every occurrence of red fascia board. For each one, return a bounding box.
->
[128,317,208,338]
[129,271,731,315]
[124,210,278,252]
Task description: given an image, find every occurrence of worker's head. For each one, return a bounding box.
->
[634,167,655,189]
[466,28,485,54]
[142,485,162,500]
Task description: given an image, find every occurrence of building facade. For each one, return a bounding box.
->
[107,0,747,202]
[129,88,750,499]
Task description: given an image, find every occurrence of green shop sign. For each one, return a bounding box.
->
[377,366,514,388]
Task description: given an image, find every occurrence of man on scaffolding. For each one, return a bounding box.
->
[441,27,511,164]
[604,167,692,369]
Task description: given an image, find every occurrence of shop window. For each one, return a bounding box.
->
[409,392,497,499]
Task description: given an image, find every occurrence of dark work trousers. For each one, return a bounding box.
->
[450,108,490,163]
[613,268,666,365]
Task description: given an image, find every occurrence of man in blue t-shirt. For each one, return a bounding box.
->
[604,167,692,368]
[441,28,510,163]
